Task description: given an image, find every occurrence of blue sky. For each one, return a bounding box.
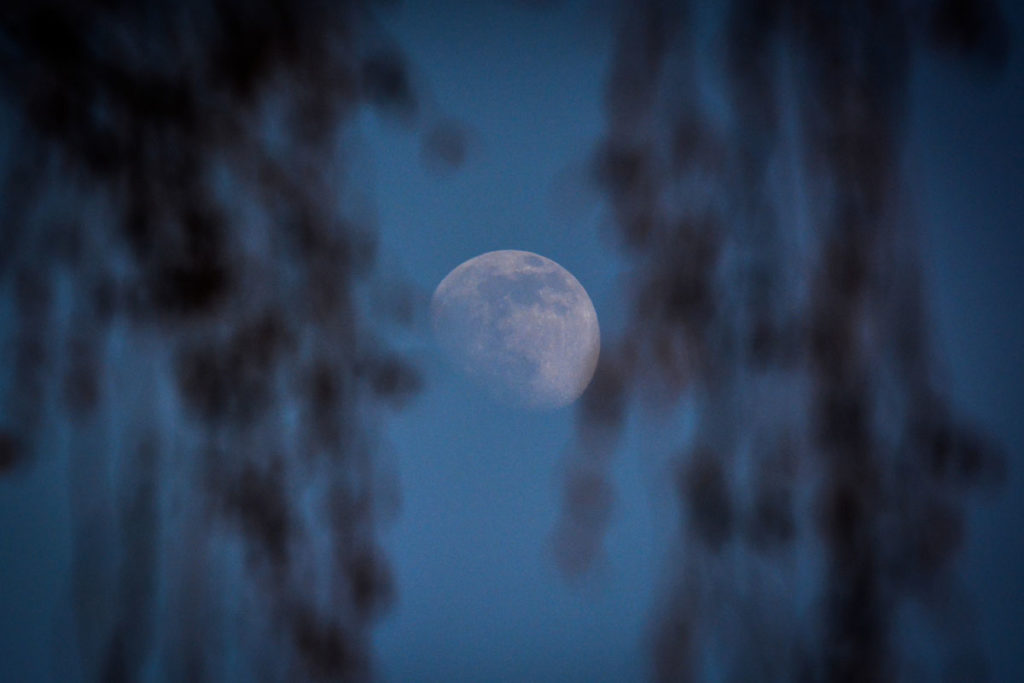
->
[1,1,1022,681]
[362,3,655,679]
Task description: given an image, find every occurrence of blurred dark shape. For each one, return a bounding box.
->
[420,119,471,170]
[0,0,423,679]
[356,353,424,408]
[220,459,292,570]
[563,468,615,528]
[289,604,365,681]
[669,118,727,178]
[176,312,294,424]
[551,460,616,577]
[927,0,1011,71]
[745,484,796,553]
[62,334,101,418]
[369,278,424,328]
[361,50,418,119]
[650,599,694,683]
[815,386,870,453]
[821,558,888,682]
[745,449,797,554]
[638,227,718,332]
[551,467,614,577]
[7,268,50,467]
[100,632,129,683]
[0,431,23,474]
[554,0,1010,680]
[604,3,675,133]
[592,141,658,249]
[681,450,734,551]
[348,550,396,619]
[207,1,309,101]
[917,411,1007,487]
[146,208,233,318]
[914,498,964,573]
[550,347,628,575]
[306,362,348,450]
[818,479,876,558]
[578,349,629,428]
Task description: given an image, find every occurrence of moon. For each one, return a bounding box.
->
[431,250,600,410]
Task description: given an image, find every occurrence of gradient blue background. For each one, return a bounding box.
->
[1,1,1022,680]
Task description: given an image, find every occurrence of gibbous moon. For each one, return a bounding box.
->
[431,250,600,410]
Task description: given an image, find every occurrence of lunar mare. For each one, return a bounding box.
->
[431,250,600,410]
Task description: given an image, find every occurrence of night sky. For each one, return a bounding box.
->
[1,1,1022,682]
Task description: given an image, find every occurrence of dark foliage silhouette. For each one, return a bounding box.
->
[553,1,1009,680]
[0,1,422,680]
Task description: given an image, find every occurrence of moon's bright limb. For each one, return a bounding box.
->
[431,250,600,410]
